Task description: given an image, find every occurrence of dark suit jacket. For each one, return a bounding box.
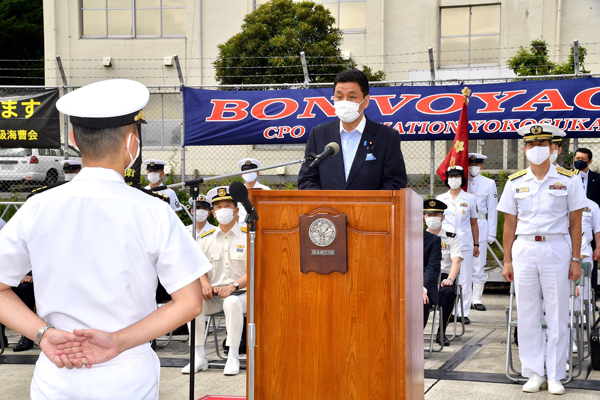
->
[423,230,442,306]
[298,117,407,190]
[587,170,600,207]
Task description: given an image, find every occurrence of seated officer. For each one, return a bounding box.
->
[143,159,182,213]
[60,160,82,181]
[182,186,247,376]
[11,272,36,352]
[424,199,463,346]
[186,195,217,242]
[237,158,270,224]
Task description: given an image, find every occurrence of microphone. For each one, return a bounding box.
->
[308,142,340,169]
[229,181,259,223]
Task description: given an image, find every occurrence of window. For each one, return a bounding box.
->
[81,0,186,38]
[254,0,366,31]
[314,0,366,31]
[439,4,500,67]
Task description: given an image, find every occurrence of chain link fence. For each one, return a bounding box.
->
[2,75,600,222]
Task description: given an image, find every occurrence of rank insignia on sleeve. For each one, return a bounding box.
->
[515,187,529,193]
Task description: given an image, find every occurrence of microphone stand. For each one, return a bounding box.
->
[149,156,314,192]
[188,184,199,400]
[151,157,312,400]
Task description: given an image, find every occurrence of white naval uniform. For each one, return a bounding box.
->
[467,173,498,300]
[237,181,270,224]
[438,228,463,276]
[436,190,478,317]
[0,218,5,230]
[0,168,212,400]
[580,199,600,307]
[145,184,182,212]
[190,222,248,348]
[497,164,586,381]
[186,221,217,243]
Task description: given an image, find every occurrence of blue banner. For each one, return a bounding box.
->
[183,77,600,145]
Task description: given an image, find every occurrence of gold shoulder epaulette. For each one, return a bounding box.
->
[446,232,456,238]
[508,170,527,180]
[573,169,580,175]
[241,226,247,233]
[134,186,170,204]
[200,228,216,238]
[556,166,575,178]
[27,181,68,199]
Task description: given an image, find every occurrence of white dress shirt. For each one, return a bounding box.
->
[339,115,366,180]
[0,168,211,357]
[145,184,182,212]
[186,221,217,243]
[199,222,247,289]
[437,190,478,249]
[497,164,587,235]
[467,173,498,241]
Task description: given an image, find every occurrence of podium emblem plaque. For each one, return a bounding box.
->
[300,212,347,274]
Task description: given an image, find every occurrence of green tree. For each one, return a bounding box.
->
[0,0,44,85]
[213,0,384,85]
[507,39,589,77]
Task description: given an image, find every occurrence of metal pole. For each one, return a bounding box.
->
[428,47,435,85]
[247,225,256,400]
[180,88,186,183]
[573,39,580,75]
[430,141,435,197]
[300,51,310,85]
[188,185,199,400]
[574,138,579,152]
[174,55,185,86]
[56,56,69,159]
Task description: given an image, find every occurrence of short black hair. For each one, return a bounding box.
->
[575,147,593,161]
[333,69,369,97]
[444,169,467,189]
[73,124,135,160]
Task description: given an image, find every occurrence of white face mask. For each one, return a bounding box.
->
[147,172,161,184]
[125,133,140,172]
[242,172,257,182]
[194,209,209,223]
[334,98,366,123]
[549,149,558,164]
[425,217,443,230]
[468,166,481,177]
[214,208,235,225]
[448,177,462,190]
[526,146,550,165]
[64,173,76,182]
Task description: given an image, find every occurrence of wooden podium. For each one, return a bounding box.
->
[249,189,423,400]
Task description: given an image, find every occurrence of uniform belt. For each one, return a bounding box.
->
[478,214,487,219]
[519,234,564,242]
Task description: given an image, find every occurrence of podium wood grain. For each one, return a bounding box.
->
[249,190,423,400]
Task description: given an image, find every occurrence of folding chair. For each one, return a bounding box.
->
[505,280,579,384]
[448,273,465,342]
[424,273,444,358]
[205,311,227,360]
[0,324,5,356]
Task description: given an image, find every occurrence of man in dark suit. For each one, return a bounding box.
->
[423,230,442,328]
[575,148,600,299]
[298,69,407,190]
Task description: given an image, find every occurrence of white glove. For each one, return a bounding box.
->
[487,236,496,244]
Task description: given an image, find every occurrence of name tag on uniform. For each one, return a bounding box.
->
[515,187,529,193]
[549,182,567,190]
[236,245,245,253]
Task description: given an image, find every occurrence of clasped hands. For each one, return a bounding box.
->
[43,327,120,370]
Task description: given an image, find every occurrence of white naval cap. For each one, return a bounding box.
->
[207,186,234,204]
[553,129,566,143]
[143,159,167,171]
[468,153,487,163]
[237,158,261,171]
[188,194,212,208]
[56,79,149,129]
[60,160,82,171]
[516,123,560,142]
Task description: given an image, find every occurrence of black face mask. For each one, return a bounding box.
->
[574,160,589,170]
